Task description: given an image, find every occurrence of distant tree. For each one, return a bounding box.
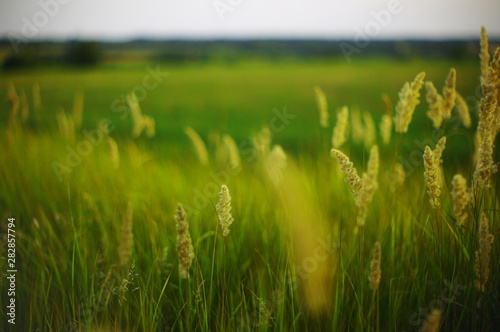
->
[65,41,101,66]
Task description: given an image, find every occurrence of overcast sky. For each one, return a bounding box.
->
[1,0,499,40]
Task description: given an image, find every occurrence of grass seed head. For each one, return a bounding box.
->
[176,203,194,279]
[216,185,234,237]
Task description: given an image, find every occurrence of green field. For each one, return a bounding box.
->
[0,56,499,331]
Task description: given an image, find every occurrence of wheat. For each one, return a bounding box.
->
[331,149,363,199]
[351,108,364,144]
[451,174,469,226]
[107,137,120,169]
[442,68,456,119]
[475,213,494,292]
[394,72,426,133]
[216,185,234,237]
[73,90,84,130]
[118,203,134,268]
[363,111,376,149]
[314,85,329,127]
[185,126,209,166]
[356,145,379,226]
[223,134,241,171]
[423,146,440,207]
[267,144,287,186]
[368,241,381,291]
[332,106,349,148]
[420,309,442,332]
[454,92,471,128]
[176,203,194,279]
[379,114,392,145]
[425,81,444,128]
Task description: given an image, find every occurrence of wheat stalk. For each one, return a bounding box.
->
[176,203,194,279]
[394,72,426,133]
[216,185,234,237]
[475,213,494,292]
[314,85,329,127]
[332,106,349,148]
[185,126,209,166]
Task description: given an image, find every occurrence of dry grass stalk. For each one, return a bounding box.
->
[118,203,134,268]
[267,144,287,186]
[368,241,381,291]
[473,39,499,188]
[332,106,349,148]
[441,68,456,119]
[454,92,471,128]
[73,90,84,130]
[350,108,364,144]
[394,72,426,133]
[475,213,494,292]
[223,134,241,171]
[420,309,442,332]
[425,81,444,128]
[480,26,490,87]
[216,185,234,237]
[451,174,469,226]
[314,86,329,127]
[176,203,194,279]
[107,137,120,169]
[363,111,376,149]
[184,126,209,166]
[379,114,392,145]
[423,146,440,208]
[356,145,379,226]
[331,149,363,199]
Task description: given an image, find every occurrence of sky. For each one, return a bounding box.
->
[0,0,499,41]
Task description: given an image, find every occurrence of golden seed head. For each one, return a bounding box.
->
[216,185,234,237]
[394,72,426,133]
[475,213,494,292]
[332,106,349,148]
[451,174,469,226]
[368,241,381,291]
[176,203,194,279]
[314,86,329,128]
[441,68,456,119]
[185,126,209,166]
[331,149,363,198]
[423,146,440,208]
[379,114,392,145]
[425,81,444,128]
[454,92,471,128]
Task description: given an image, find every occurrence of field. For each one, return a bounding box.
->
[0,51,499,331]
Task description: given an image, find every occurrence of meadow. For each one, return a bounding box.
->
[0,39,499,331]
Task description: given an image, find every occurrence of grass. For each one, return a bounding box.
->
[0,57,499,331]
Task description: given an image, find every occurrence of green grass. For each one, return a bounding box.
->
[0,58,499,331]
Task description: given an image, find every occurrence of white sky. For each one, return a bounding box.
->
[1,0,499,40]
